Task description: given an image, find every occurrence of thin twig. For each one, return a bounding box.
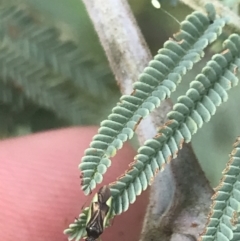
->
[81,0,160,144]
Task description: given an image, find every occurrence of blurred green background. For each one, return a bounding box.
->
[1,0,240,187]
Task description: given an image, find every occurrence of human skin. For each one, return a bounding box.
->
[0,127,149,241]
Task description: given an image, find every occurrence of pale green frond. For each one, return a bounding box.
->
[0,38,102,125]
[0,79,27,111]
[109,34,240,215]
[200,136,240,241]
[64,13,240,241]
[79,5,227,195]
[64,208,89,241]
[0,2,119,130]
[0,4,113,100]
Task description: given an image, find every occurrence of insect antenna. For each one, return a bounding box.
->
[81,194,92,210]
[151,0,180,26]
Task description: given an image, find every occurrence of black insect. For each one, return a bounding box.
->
[85,185,113,241]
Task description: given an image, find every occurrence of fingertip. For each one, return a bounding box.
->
[0,127,148,241]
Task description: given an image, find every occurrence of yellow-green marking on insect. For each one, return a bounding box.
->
[85,185,114,241]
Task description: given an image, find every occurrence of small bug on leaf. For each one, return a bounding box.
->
[85,185,114,241]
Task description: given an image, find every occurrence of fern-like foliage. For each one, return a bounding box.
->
[199,136,240,241]
[65,33,240,241]
[0,3,113,100]
[0,38,101,124]
[109,33,240,215]
[0,79,27,111]
[0,2,119,131]
[64,208,88,241]
[79,4,228,194]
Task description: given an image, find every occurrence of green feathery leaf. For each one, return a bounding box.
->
[0,4,114,100]
[64,208,88,241]
[79,5,227,195]
[200,136,240,241]
[0,2,119,130]
[0,79,27,111]
[64,9,240,241]
[0,38,102,124]
[109,33,240,215]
